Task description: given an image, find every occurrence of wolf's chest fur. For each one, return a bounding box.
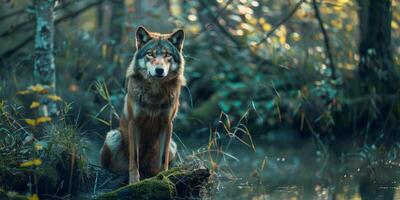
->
[127,75,180,119]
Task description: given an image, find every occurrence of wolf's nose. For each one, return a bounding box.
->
[155,68,164,76]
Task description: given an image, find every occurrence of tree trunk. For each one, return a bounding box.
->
[358,0,397,92]
[110,0,125,46]
[34,0,57,117]
[134,0,144,24]
[357,1,396,199]
[100,0,124,60]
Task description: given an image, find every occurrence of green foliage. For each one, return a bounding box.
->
[0,100,90,196]
[0,0,400,198]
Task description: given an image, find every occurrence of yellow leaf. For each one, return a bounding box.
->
[291,32,301,42]
[25,119,37,126]
[345,24,353,31]
[331,19,343,29]
[30,84,45,93]
[28,194,39,200]
[17,90,32,95]
[25,117,51,126]
[30,101,40,109]
[20,159,42,167]
[35,143,43,151]
[279,35,286,45]
[320,7,332,15]
[262,23,272,32]
[47,95,62,101]
[247,17,257,25]
[20,160,34,167]
[33,158,42,166]
[36,116,51,124]
[392,21,399,29]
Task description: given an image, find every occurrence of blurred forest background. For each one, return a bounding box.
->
[0,0,400,199]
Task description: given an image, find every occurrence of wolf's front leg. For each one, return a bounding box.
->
[128,120,140,184]
[162,122,173,171]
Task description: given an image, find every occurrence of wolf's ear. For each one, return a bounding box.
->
[136,26,152,49]
[168,29,185,51]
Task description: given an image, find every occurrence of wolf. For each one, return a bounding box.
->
[99,25,185,184]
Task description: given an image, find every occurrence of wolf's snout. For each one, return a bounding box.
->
[155,68,164,76]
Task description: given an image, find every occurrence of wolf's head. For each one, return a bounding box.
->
[128,26,185,82]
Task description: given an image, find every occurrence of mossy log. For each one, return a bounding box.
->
[94,164,211,200]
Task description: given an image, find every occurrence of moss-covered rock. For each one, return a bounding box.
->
[95,164,210,200]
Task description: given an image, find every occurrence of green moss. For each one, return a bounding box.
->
[95,167,194,200]
[95,173,175,200]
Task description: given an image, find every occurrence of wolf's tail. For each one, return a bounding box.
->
[100,129,178,170]
[169,139,177,163]
[100,129,125,171]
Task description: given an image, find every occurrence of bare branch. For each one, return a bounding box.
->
[250,0,305,48]
[312,0,336,79]
[0,8,26,22]
[197,0,242,47]
[0,0,83,39]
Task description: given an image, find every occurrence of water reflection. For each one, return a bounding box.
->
[189,136,400,200]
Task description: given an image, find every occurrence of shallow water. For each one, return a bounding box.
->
[179,129,400,200]
[86,129,400,200]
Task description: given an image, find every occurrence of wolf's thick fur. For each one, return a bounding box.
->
[100,26,185,184]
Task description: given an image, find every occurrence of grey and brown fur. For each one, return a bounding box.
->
[100,25,185,184]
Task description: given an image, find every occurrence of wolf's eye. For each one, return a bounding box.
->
[165,53,172,59]
[145,52,153,57]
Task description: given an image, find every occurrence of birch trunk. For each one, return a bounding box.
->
[34,0,57,117]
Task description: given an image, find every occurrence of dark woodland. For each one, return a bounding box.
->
[0,0,400,199]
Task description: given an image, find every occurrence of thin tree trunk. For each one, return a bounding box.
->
[101,1,112,43]
[357,1,396,199]
[34,0,57,117]
[358,0,396,91]
[134,0,144,24]
[110,0,125,46]
[312,0,336,79]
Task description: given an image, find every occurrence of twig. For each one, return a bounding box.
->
[250,0,305,48]
[305,117,329,177]
[197,0,277,68]
[93,170,99,194]
[312,0,336,79]
[197,0,242,47]
[214,0,233,20]
[68,148,76,194]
